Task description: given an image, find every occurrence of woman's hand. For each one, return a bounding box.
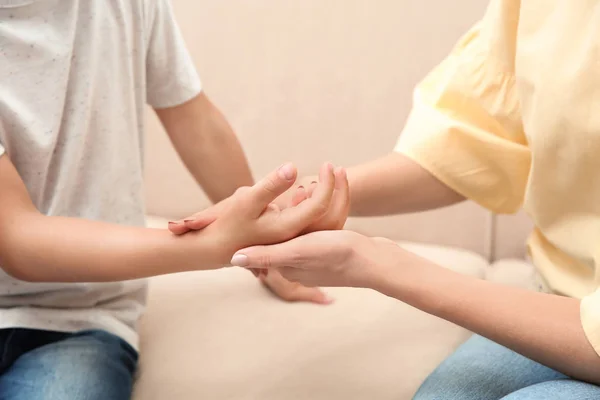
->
[230,230,406,289]
[256,167,350,304]
[273,169,350,232]
[232,228,600,386]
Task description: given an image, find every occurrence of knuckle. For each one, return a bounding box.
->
[257,254,273,269]
[267,203,280,213]
[286,250,301,265]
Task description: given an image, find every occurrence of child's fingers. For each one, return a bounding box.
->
[300,167,349,233]
[306,181,317,198]
[168,220,190,235]
[169,206,220,235]
[277,162,335,230]
[183,212,218,231]
[247,163,298,216]
[289,186,308,207]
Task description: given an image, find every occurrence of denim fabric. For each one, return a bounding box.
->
[0,328,137,400]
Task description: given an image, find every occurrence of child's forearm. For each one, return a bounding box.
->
[0,154,338,284]
[155,93,254,203]
[0,212,225,283]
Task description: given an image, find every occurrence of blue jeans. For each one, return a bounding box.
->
[414,335,600,399]
[0,328,137,400]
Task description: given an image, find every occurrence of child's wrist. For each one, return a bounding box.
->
[159,229,227,272]
[190,229,240,269]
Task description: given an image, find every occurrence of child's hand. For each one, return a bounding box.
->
[171,162,337,266]
[169,166,349,236]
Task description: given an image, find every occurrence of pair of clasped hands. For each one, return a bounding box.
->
[168,162,352,304]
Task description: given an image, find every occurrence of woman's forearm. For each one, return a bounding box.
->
[346,152,465,217]
[0,213,224,283]
[371,252,600,384]
[234,230,600,381]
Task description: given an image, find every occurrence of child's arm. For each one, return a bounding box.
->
[155,93,254,203]
[0,156,336,283]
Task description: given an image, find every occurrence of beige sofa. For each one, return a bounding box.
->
[133,1,535,398]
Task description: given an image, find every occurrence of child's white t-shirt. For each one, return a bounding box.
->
[0,0,202,349]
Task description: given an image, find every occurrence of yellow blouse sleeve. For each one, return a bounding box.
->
[581,290,600,356]
[395,0,530,214]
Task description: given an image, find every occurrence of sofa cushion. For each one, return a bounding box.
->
[133,219,487,400]
[487,259,549,293]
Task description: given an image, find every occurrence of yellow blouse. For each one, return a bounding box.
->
[395,0,600,356]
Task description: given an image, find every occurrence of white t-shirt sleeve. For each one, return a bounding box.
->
[145,0,202,109]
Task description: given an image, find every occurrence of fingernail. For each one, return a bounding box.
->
[168,221,181,225]
[278,163,295,181]
[230,254,249,267]
[183,219,195,223]
[298,186,304,190]
[310,181,317,185]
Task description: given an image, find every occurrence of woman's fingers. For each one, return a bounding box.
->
[230,243,292,269]
[289,185,308,207]
[325,166,350,229]
[300,166,349,233]
[306,181,318,198]
[260,271,333,304]
[229,231,323,270]
[275,162,335,231]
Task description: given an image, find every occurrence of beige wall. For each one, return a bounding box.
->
[144,0,532,257]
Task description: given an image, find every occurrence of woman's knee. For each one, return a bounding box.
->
[500,379,600,400]
[413,335,565,400]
